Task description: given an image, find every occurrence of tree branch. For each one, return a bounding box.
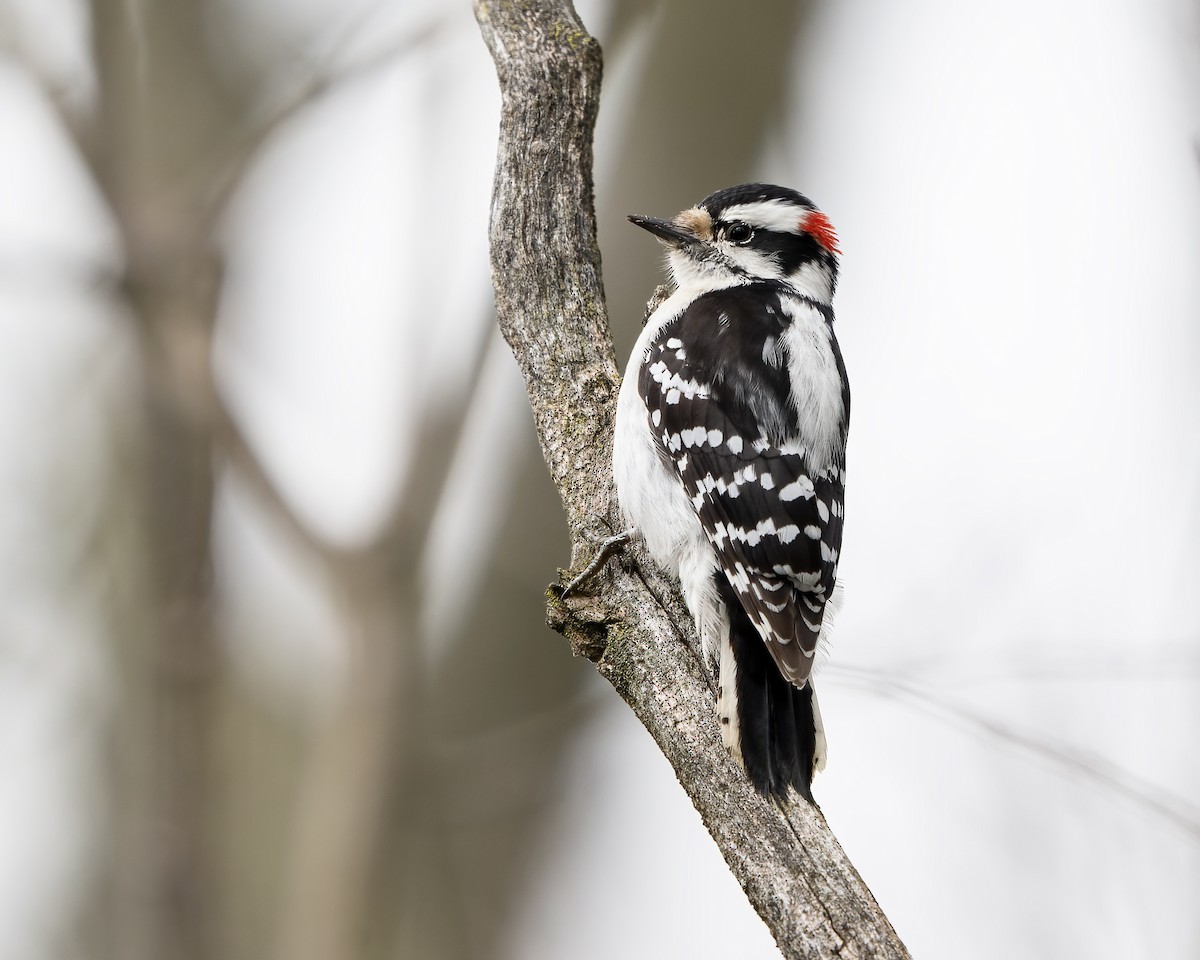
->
[474,2,911,957]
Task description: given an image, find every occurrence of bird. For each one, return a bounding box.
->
[612,183,848,802]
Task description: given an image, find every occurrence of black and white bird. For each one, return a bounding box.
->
[613,183,848,802]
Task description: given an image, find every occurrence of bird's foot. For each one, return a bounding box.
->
[560,528,633,598]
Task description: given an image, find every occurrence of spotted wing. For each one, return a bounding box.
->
[639,286,846,687]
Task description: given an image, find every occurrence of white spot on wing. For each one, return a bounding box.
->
[780,476,815,501]
[649,360,706,402]
[681,427,702,448]
[776,524,800,543]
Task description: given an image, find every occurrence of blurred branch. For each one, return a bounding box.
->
[10,1,444,242]
[208,394,353,570]
[207,15,447,220]
[270,317,494,960]
[474,2,909,957]
[367,326,496,563]
[830,665,1200,840]
[0,9,94,161]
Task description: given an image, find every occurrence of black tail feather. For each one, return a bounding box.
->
[719,575,817,802]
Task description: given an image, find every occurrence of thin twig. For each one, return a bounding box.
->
[828,664,1200,839]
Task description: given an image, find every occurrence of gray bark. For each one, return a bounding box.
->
[474,2,912,957]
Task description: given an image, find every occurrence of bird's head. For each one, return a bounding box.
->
[629,183,840,305]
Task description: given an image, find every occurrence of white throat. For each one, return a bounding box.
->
[669,248,835,306]
[666,249,748,297]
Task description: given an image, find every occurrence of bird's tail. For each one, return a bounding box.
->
[715,576,822,802]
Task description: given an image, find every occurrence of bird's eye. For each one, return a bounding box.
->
[726,222,754,245]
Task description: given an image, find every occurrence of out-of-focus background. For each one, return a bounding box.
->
[1,1,1198,958]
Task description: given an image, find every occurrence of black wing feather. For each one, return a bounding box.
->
[639,284,846,688]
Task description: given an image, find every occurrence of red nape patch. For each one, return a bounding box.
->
[802,211,841,255]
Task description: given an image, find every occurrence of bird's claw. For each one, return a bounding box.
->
[560,528,634,598]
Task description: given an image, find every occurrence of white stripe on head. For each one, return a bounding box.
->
[716,199,812,234]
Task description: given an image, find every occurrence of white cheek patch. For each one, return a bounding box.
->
[724,246,784,280]
[786,260,835,309]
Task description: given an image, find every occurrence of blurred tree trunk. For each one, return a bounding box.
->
[474,2,911,958]
[85,2,234,958]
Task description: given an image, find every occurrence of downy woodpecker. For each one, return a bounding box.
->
[613,183,848,802]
